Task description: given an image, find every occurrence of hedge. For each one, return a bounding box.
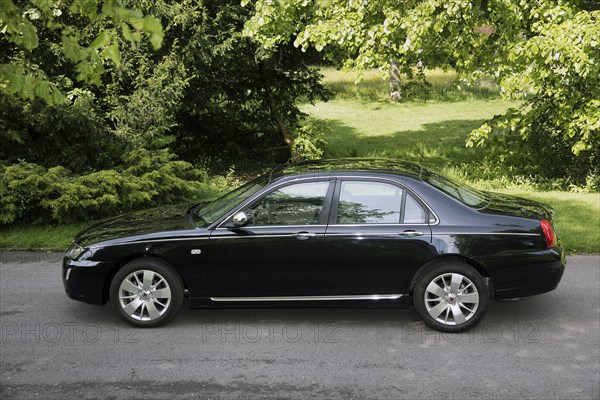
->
[0,149,208,225]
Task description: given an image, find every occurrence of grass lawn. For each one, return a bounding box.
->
[301,99,517,168]
[306,68,518,178]
[320,67,500,102]
[0,221,95,251]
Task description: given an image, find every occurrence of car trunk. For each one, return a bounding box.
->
[479,192,554,221]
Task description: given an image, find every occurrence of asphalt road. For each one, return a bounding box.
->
[0,252,598,400]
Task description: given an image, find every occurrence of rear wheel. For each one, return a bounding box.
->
[414,262,488,332]
[109,258,184,328]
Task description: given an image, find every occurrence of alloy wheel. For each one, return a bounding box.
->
[424,272,479,325]
[118,270,172,321]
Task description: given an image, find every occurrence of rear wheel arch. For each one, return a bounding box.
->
[414,261,489,332]
[408,255,491,295]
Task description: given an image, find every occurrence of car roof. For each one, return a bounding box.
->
[269,158,425,182]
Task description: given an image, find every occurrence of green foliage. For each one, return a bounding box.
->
[167,1,330,167]
[105,43,190,148]
[1,0,330,176]
[291,117,329,161]
[468,9,600,185]
[243,0,524,77]
[246,0,598,183]
[0,91,123,172]
[0,0,164,104]
[0,149,207,225]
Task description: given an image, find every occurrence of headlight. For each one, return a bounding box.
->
[66,243,86,260]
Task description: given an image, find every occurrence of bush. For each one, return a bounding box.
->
[291,117,329,161]
[0,149,208,225]
[469,107,600,190]
[0,92,126,173]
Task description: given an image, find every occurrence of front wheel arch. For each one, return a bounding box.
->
[103,254,188,304]
[109,257,185,327]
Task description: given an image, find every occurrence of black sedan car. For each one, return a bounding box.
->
[63,159,565,332]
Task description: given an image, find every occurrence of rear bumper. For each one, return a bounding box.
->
[482,244,566,301]
[494,263,565,300]
[62,256,114,305]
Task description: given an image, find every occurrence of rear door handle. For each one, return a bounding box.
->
[398,230,423,236]
[293,232,316,240]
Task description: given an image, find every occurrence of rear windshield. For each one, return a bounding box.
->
[421,171,487,208]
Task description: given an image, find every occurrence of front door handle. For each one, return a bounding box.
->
[398,230,423,236]
[293,232,316,240]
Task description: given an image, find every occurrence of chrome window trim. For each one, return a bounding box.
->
[213,174,440,229]
[219,224,327,230]
[210,294,404,302]
[214,223,430,231]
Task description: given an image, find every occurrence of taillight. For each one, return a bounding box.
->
[540,219,557,249]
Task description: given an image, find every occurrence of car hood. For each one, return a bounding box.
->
[479,192,553,220]
[75,204,195,247]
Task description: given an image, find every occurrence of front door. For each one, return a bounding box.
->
[207,180,333,298]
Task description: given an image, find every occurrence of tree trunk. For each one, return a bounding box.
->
[259,61,293,157]
[389,59,401,100]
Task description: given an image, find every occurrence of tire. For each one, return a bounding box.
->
[109,258,184,328]
[414,262,488,332]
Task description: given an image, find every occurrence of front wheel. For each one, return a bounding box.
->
[109,258,184,328]
[414,262,488,332]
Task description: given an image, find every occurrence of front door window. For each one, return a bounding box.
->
[248,181,330,226]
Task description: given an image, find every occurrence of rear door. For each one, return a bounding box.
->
[322,178,433,295]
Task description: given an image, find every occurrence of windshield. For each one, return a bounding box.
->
[421,170,487,208]
[193,175,269,226]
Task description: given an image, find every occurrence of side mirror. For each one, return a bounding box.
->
[231,211,249,228]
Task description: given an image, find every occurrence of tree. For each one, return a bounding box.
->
[159,0,329,164]
[0,0,165,171]
[0,0,164,104]
[245,0,599,185]
[468,7,599,156]
[468,8,599,183]
[0,0,329,172]
[243,0,524,94]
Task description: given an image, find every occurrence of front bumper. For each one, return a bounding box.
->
[62,256,114,305]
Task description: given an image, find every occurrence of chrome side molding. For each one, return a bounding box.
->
[210,294,404,302]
